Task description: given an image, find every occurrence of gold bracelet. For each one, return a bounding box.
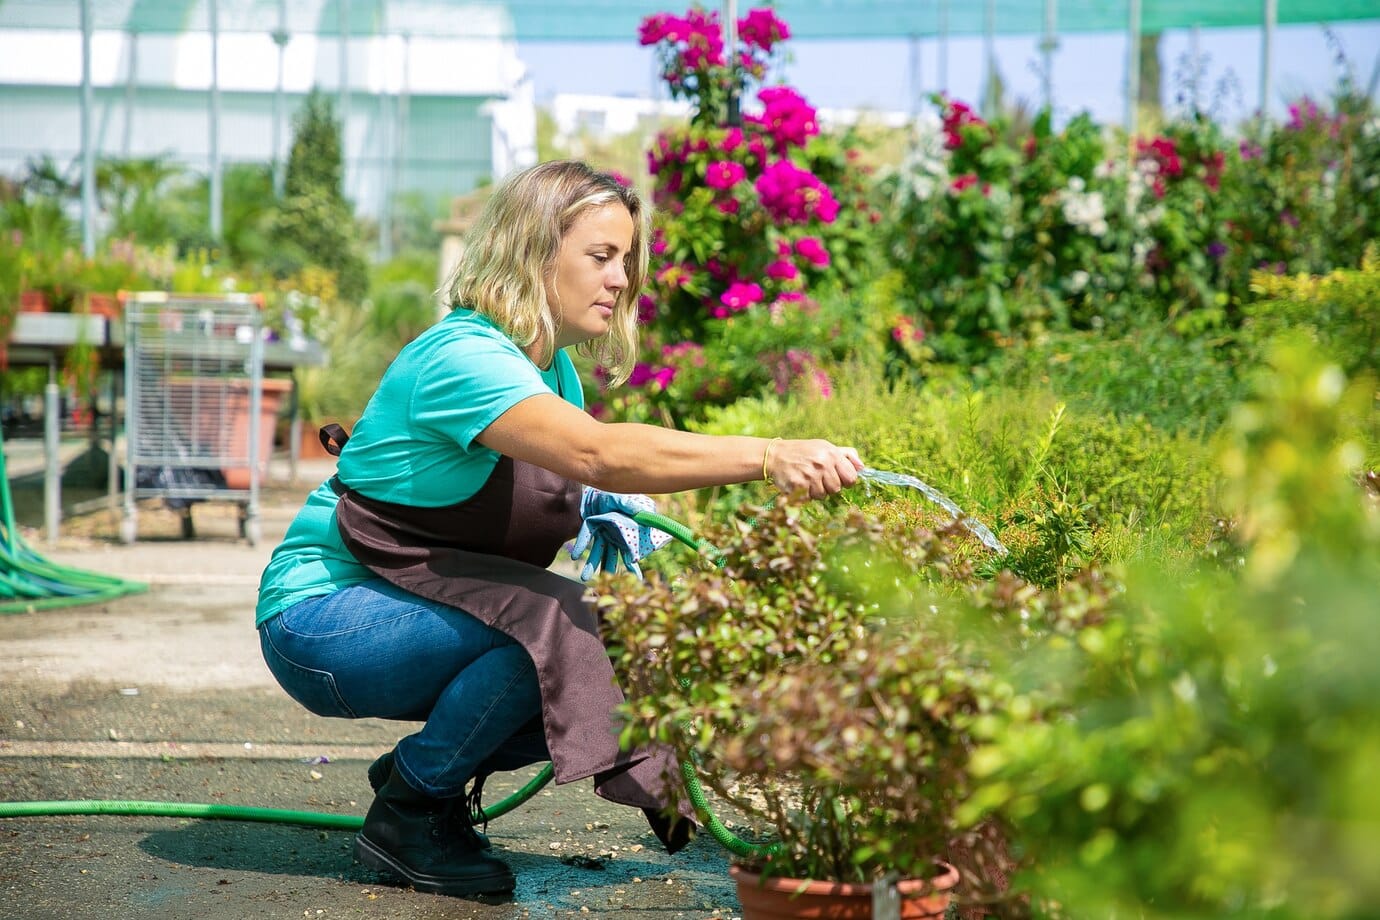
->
[762,437,782,484]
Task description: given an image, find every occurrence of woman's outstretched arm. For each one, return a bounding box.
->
[476,393,862,498]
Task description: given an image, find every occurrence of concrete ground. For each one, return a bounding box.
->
[0,451,746,920]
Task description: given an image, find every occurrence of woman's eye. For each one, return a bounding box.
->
[592,254,610,264]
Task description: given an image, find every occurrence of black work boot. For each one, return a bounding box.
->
[354,767,514,897]
[368,750,491,849]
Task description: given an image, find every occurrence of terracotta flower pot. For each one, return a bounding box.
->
[730,862,960,919]
[84,292,121,319]
[163,377,295,489]
[19,290,50,313]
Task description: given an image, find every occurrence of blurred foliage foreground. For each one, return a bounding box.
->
[594,232,1378,920]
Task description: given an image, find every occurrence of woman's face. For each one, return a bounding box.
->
[546,202,635,350]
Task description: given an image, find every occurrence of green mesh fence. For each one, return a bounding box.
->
[0,0,1375,40]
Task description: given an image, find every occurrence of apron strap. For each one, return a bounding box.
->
[319,423,350,457]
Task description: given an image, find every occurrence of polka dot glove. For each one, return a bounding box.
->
[571,487,673,581]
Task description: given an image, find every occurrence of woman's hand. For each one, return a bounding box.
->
[765,439,864,499]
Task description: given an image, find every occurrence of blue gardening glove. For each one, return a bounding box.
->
[570,487,673,581]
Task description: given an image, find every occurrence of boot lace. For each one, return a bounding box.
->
[464,773,490,835]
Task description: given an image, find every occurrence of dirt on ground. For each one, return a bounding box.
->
[0,453,746,920]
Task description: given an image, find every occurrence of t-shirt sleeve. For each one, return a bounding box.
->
[410,331,553,451]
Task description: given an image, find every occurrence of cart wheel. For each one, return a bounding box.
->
[243,518,261,547]
[119,515,137,545]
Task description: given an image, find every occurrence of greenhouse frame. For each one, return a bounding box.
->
[1,0,1377,254]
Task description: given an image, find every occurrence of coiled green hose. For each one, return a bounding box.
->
[0,429,148,613]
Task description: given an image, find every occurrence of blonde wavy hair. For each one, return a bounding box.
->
[443,160,648,385]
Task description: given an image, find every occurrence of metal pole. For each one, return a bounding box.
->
[1191,24,1201,112]
[123,31,138,158]
[724,0,739,125]
[385,31,411,262]
[937,0,949,94]
[982,0,996,117]
[209,0,222,240]
[338,0,351,138]
[1126,0,1142,138]
[378,2,391,261]
[272,0,289,196]
[1040,0,1058,112]
[1261,0,1277,117]
[908,33,922,118]
[44,359,61,544]
[79,0,95,258]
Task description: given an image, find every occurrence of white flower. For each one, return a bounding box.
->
[1067,270,1091,293]
[1068,175,1086,193]
[1058,187,1107,235]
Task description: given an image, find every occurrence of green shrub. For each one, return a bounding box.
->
[688,366,1219,582]
[985,319,1248,435]
[970,340,1380,918]
[1242,249,1380,382]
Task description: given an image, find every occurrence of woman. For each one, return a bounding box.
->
[255,160,863,898]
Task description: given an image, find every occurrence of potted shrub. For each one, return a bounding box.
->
[595,499,1019,918]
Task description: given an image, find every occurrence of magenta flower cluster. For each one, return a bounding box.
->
[746,86,819,152]
[638,8,725,76]
[755,160,840,224]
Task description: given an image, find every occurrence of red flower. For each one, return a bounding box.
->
[950,173,980,193]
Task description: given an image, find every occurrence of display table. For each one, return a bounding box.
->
[4,310,326,542]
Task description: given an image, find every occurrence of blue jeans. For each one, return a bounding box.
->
[259,578,550,798]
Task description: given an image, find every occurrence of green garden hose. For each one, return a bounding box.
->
[0,428,148,613]
[0,510,773,859]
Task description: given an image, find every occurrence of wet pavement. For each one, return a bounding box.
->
[0,457,744,919]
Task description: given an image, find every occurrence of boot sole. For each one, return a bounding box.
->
[354,833,515,897]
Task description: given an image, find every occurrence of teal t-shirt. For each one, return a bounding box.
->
[255,308,583,626]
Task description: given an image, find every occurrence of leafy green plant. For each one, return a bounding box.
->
[267,91,369,303]
[688,363,1220,583]
[611,6,881,423]
[968,339,1380,918]
[596,498,1026,908]
[1242,247,1380,381]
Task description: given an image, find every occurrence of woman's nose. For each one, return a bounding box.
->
[607,261,628,292]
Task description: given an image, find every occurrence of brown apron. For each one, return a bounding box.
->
[322,427,694,852]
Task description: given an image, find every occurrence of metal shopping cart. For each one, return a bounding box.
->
[121,293,282,546]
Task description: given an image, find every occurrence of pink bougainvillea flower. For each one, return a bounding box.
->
[628,362,656,387]
[719,127,744,152]
[662,340,707,367]
[812,369,833,398]
[705,160,748,189]
[766,259,799,281]
[737,7,791,51]
[720,281,764,313]
[794,236,830,267]
[678,8,726,69]
[638,13,687,46]
[715,198,741,215]
[746,86,819,151]
[637,294,658,324]
[755,160,839,224]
